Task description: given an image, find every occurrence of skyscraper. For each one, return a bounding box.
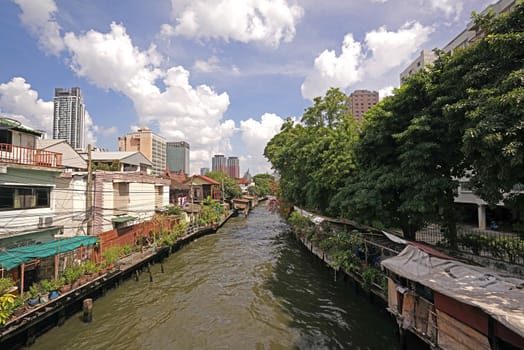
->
[118,127,166,176]
[212,154,226,173]
[348,90,379,123]
[227,156,240,179]
[53,87,85,149]
[166,141,190,175]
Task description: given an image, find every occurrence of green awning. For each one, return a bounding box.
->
[0,236,99,271]
[111,216,136,223]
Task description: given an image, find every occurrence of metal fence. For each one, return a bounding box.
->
[416,224,524,266]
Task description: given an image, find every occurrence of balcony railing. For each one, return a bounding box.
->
[0,143,62,168]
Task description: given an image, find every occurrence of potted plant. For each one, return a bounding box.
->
[48,278,64,300]
[83,260,99,279]
[26,283,41,307]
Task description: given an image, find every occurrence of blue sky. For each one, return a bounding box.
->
[0,0,496,175]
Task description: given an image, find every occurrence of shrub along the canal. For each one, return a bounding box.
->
[287,211,387,294]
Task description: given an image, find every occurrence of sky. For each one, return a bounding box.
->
[0,0,497,175]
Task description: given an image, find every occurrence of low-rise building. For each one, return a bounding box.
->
[0,117,63,248]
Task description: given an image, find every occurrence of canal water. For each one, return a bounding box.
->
[31,203,399,349]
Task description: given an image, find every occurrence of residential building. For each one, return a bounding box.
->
[53,87,85,149]
[0,117,63,248]
[92,171,170,234]
[37,139,87,171]
[443,0,517,55]
[166,141,190,175]
[227,156,240,179]
[164,169,190,206]
[400,0,518,83]
[237,178,253,195]
[118,127,166,176]
[211,154,226,173]
[348,90,379,123]
[400,49,437,82]
[84,151,152,174]
[200,167,210,176]
[184,175,220,203]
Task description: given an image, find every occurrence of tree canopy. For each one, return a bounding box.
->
[264,4,524,244]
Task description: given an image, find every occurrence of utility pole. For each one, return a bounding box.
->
[86,144,93,236]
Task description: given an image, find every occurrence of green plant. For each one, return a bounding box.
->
[39,279,53,293]
[50,277,64,291]
[103,246,121,266]
[0,293,16,325]
[122,245,132,256]
[167,205,183,216]
[83,261,99,274]
[361,267,384,290]
[63,266,81,285]
[0,277,14,295]
[28,283,41,299]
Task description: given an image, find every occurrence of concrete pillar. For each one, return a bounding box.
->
[478,204,486,229]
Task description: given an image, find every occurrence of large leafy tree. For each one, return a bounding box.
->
[265,88,358,213]
[331,77,434,240]
[444,6,524,204]
[205,171,242,200]
[252,174,276,197]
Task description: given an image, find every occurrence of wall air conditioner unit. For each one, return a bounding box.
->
[38,216,53,228]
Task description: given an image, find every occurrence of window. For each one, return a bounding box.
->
[0,130,12,144]
[0,186,51,210]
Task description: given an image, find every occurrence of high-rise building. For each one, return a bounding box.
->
[211,154,226,173]
[166,141,190,175]
[400,50,437,83]
[53,87,85,149]
[118,127,166,176]
[200,167,210,176]
[226,156,240,179]
[400,0,517,83]
[348,90,379,123]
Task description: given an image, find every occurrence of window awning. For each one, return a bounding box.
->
[111,215,136,223]
[0,236,99,271]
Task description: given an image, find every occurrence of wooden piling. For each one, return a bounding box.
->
[149,271,153,282]
[135,270,139,281]
[82,299,93,323]
[161,263,164,273]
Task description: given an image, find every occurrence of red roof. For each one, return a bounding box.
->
[164,169,188,184]
[236,178,251,185]
[183,175,220,185]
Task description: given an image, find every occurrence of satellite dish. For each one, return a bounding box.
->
[0,116,22,130]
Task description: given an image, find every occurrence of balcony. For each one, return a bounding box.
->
[0,143,62,168]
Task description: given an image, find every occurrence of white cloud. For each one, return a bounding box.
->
[14,0,64,55]
[426,0,463,19]
[62,22,233,174]
[363,21,434,78]
[0,77,96,144]
[0,77,52,132]
[193,56,220,73]
[301,21,432,100]
[164,0,304,47]
[63,23,163,96]
[378,86,395,100]
[301,34,363,100]
[240,113,285,174]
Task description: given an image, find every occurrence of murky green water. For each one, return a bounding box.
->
[31,203,398,349]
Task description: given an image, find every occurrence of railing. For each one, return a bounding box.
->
[416,224,524,266]
[0,143,62,168]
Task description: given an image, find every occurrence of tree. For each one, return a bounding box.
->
[252,174,276,197]
[205,171,242,200]
[445,5,524,205]
[265,88,358,213]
